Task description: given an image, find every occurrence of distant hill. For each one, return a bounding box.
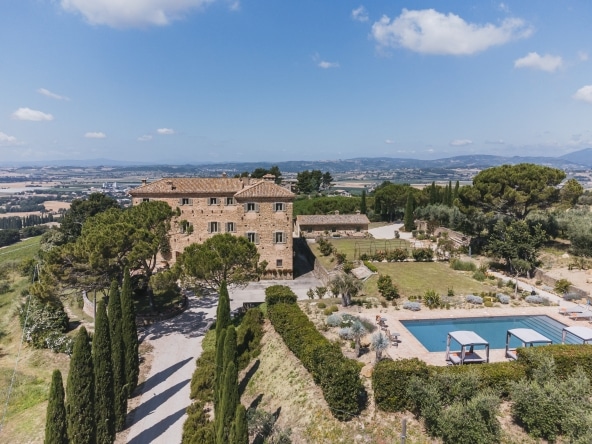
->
[2,151,591,172]
[560,148,592,167]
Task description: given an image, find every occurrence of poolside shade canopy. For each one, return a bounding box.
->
[562,326,592,344]
[505,328,552,360]
[445,330,489,365]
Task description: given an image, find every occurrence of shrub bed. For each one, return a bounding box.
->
[517,344,592,381]
[268,302,365,420]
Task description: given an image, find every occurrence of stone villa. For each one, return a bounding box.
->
[129,175,295,279]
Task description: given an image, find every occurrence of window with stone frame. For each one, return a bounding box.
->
[208,221,220,233]
[274,231,286,244]
[226,222,236,233]
[246,232,259,244]
[274,202,285,212]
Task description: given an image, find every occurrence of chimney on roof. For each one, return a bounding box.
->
[141,178,147,186]
[262,173,275,182]
[241,176,249,188]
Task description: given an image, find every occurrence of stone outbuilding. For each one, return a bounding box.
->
[295,211,370,238]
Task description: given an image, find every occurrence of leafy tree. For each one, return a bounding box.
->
[472,164,565,219]
[486,219,548,275]
[249,165,282,184]
[371,331,389,362]
[93,300,115,444]
[0,229,20,247]
[295,170,332,194]
[330,274,362,307]
[179,234,265,289]
[66,327,95,444]
[377,274,399,301]
[60,193,119,243]
[45,369,68,444]
[107,281,127,431]
[560,178,584,207]
[403,193,415,232]
[350,321,367,358]
[121,270,139,396]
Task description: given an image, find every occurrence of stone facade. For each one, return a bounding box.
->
[129,176,295,279]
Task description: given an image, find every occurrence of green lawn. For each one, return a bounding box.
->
[364,262,497,298]
[0,236,41,265]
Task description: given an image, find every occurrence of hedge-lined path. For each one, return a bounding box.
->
[122,272,320,443]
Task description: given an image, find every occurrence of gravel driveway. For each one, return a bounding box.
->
[125,295,217,444]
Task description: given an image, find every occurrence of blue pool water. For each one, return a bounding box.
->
[401,315,574,352]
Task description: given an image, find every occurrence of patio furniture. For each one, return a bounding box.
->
[505,328,552,361]
[559,306,584,316]
[386,330,400,347]
[445,330,489,365]
[569,311,592,321]
[562,326,592,344]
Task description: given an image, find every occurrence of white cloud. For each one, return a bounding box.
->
[85,132,106,139]
[498,3,510,13]
[318,60,340,69]
[352,6,369,23]
[157,128,175,135]
[514,52,563,72]
[229,1,240,11]
[450,139,473,146]
[579,51,589,61]
[11,107,54,121]
[37,88,70,101]
[0,132,19,146]
[138,135,153,141]
[371,9,532,55]
[573,85,592,103]
[485,139,505,144]
[60,0,216,28]
[384,139,395,144]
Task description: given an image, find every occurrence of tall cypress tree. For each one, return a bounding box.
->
[216,326,238,444]
[121,269,139,396]
[214,328,227,414]
[216,361,238,444]
[107,280,127,431]
[66,327,95,444]
[215,280,231,339]
[229,404,248,444]
[429,181,438,204]
[453,180,460,201]
[403,194,415,232]
[45,369,68,444]
[93,300,115,444]
[360,189,367,215]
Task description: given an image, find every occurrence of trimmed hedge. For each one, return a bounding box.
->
[374,359,526,412]
[364,261,378,272]
[517,344,592,381]
[373,358,429,412]
[265,285,298,306]
[268,302,365,421]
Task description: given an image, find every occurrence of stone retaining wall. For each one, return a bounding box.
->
[534,268,589,300]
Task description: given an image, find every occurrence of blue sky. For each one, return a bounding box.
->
[1,1,592,164]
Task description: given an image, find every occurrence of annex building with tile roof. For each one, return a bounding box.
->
[295,212,370,239]
[129,175,295,279]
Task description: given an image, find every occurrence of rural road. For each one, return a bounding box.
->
[124,271,321,443]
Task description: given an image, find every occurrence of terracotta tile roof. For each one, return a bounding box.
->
[234,180,295,199]
[297,214,370,225]
[129,178,244,195]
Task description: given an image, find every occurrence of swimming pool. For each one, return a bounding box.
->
[401,315,574,352]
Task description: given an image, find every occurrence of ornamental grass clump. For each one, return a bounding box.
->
[403,301,421,311]
[465,294,483,305]
[496,293,510,304]
[525,295,546,304]
[326,313,343,327]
